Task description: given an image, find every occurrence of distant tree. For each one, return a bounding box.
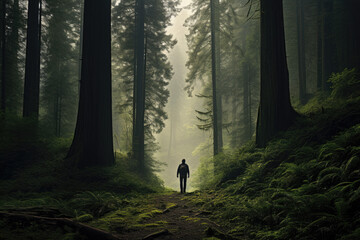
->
[185,0,224,156]
[316,0,323,91]
[332,0,360,72]
[42,0,79,136]
[0,0,25,115]
[0,0,7,113]
[296,0,306,104]
[66,0,114,168]
[112,0,178,172]
[186,0,259,149]
[133,0,146,172]
[256,0,296,147]
[23,0,41,118]
[320,0,335,91]
[210,0,223,156]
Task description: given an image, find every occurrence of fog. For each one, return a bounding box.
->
[155,0,211,190]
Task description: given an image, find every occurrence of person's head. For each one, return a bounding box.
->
[182,159,186,164]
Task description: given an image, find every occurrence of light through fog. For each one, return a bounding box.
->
[155,0,211,191]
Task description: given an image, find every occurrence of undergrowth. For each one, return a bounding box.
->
[189,68,360,239]
[0,114,164,224]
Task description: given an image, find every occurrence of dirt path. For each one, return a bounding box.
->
[115,192,228,240]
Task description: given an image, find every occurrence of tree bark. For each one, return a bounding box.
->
[316,0,323,91]
[321,0,334,90]
[334,0,360,72]
[23,0,41,118]
[243,62,251,141]
[66,0,114,168]
[210,0,223,156]
[133,0,145,173]
[256,0,296,148]
[1,0,7,113]
[296,0,306,104]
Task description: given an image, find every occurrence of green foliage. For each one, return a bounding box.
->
[189,70,360,239]
[328,68,360,100]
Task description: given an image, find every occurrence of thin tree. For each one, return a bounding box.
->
[0,0,7,113]
[296,0,306,104]
[316,0,323,91]
[320,0,334,91]
[256,0,296,148]
[23,0,41,118]
[242,61,252,141]
[210,0,223,156]
[66,0,114,168]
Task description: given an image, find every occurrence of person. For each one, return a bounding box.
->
[177,159,190,193]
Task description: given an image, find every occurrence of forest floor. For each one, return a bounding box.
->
[110,192,231,240]
[0,191,235,240]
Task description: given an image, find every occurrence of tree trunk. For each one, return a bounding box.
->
[248,65,253,137]
[256,0,296,148]
[243,62,251,141]
[316,0,323,91]
[23,0,41,118]
[210,0,222,156]
[0,0,6,113]
[78,0,84,95]
[133,0,145,173]
[66,0,114,168]
[321,0,334,90]
[296,0,306,104]
[335,0,360,72]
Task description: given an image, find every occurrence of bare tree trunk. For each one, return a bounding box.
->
[296,0,306,104]
[133,0,145,173]
[66,0,114,168]
[23,0,41,118]
[316,0,323,91]
[243,62,251,141]
[1,0,7,113]
[210,0,222,156]
[256,0,296,148]
[321,0,334,90]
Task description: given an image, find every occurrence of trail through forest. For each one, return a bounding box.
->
[115,192,231,240]
[0,192,235,240]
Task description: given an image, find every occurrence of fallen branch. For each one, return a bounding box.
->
[0,211,120,240]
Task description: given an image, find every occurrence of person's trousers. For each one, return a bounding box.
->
[180,176,187,193]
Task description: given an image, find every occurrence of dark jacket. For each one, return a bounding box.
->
[177,163,190,178]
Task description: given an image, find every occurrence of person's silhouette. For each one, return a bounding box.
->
[177,159,190,193]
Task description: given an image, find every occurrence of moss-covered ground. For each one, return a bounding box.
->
[187,68,360,239]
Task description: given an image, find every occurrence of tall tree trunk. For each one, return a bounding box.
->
[210,0,222,156]
[321,0,334,90]
[78,0,84,95]
[335,0,360,72]
[133,0,145,173]
[7,0,21,113]
[66,0,114,168]
[0,0,6,113]
[256,0,296,148]
[132,1,138,152]
[243,61,251,141]
[316,0,323,91]
[296,0,306,104]
[23,0,41,118]
[248,64,252,137]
